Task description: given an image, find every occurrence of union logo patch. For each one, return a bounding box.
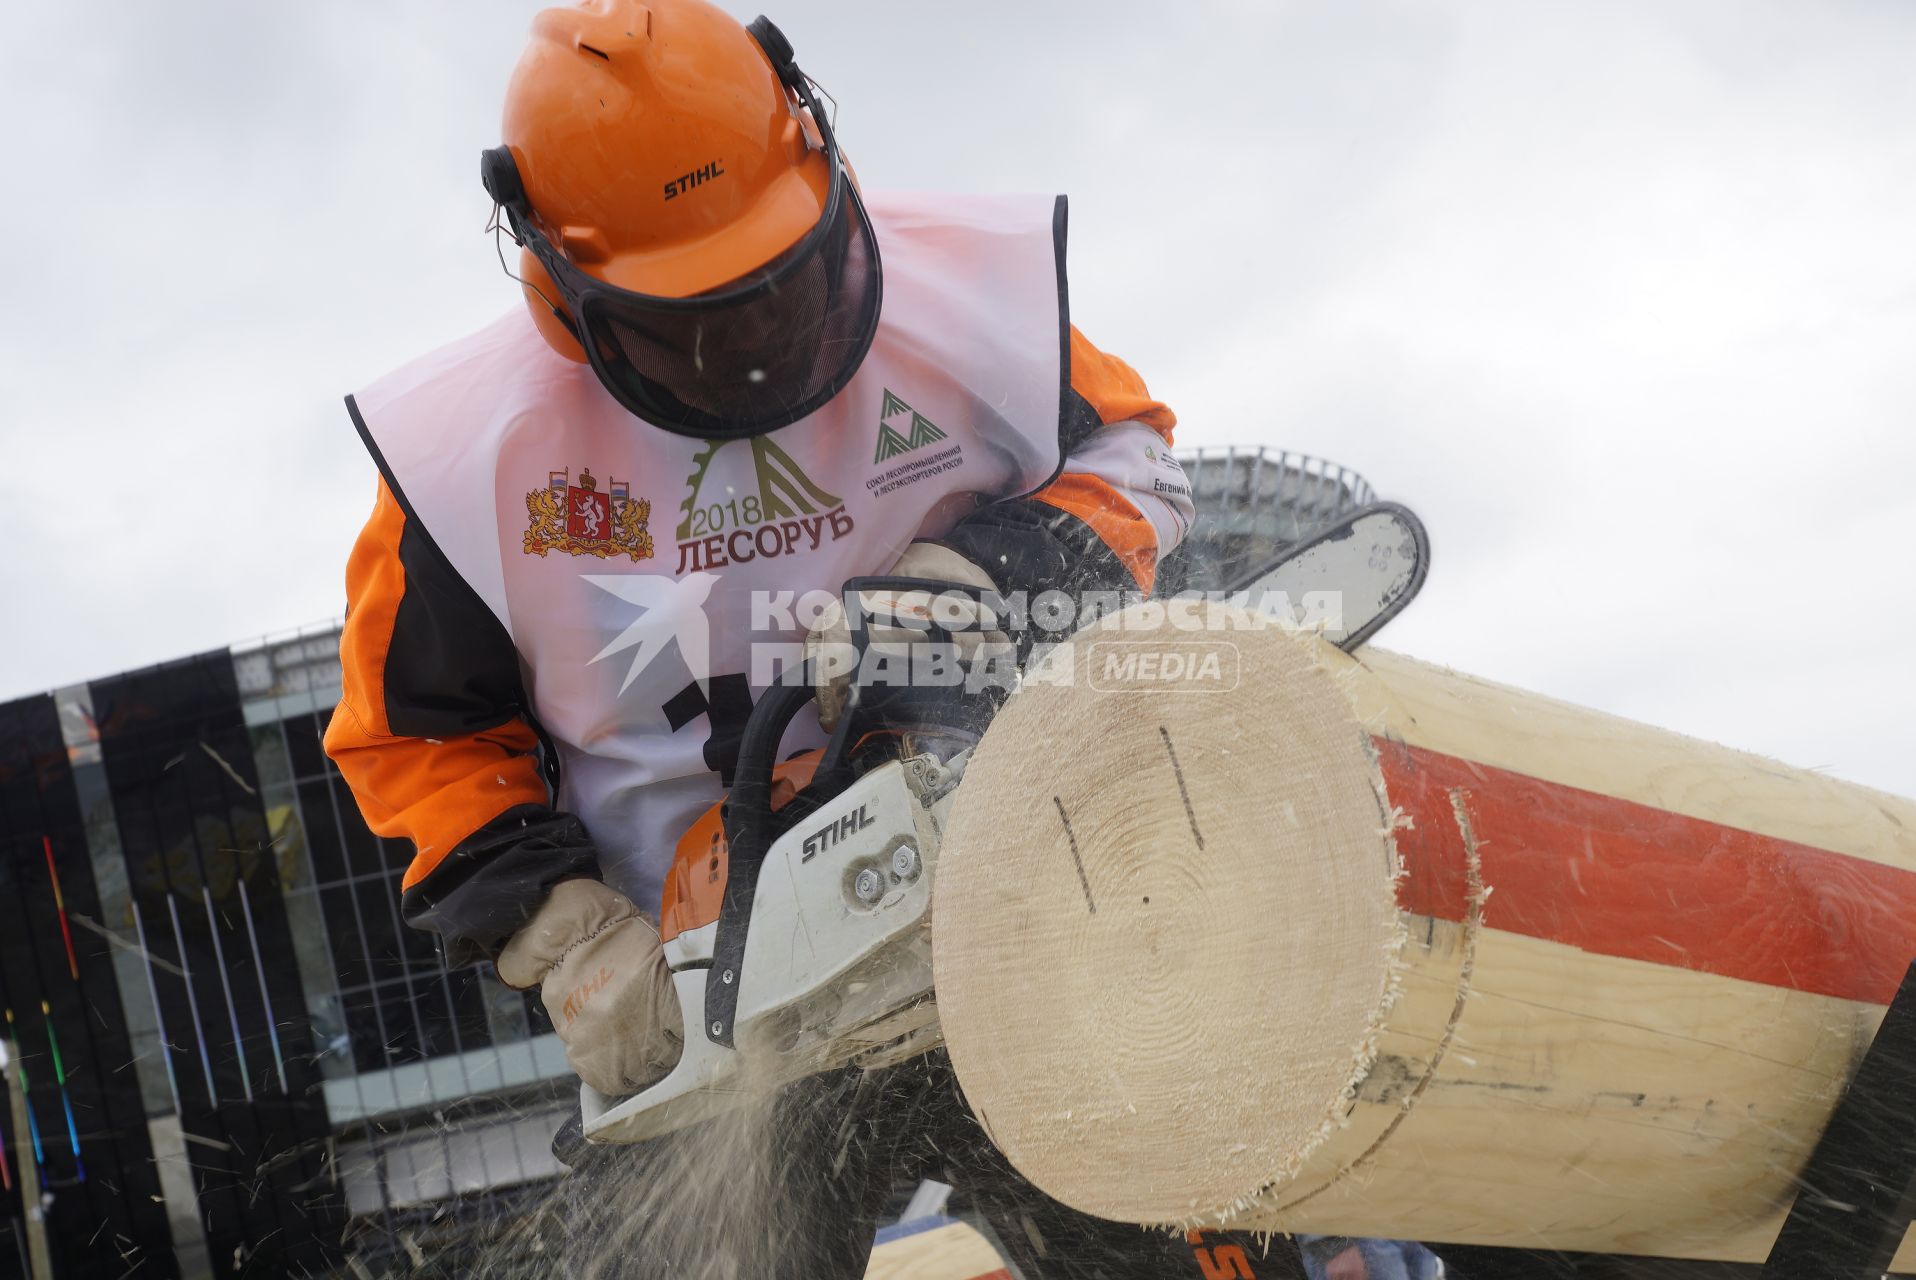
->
[874,388,947,463]
[525,467,654,561]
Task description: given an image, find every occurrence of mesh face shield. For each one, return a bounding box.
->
[490,132,881,441]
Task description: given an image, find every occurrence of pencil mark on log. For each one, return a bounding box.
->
[1159,726,1204,851]
[1475,991,1842,1079]
[1053,796,1097,915]
[1264,786,1488,1216]
[1358,1054,1550,1106]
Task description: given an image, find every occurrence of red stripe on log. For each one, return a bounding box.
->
[1377,739,1916,1006]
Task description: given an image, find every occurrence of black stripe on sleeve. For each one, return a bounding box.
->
[345,394,542,745]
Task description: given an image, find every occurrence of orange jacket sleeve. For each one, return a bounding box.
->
[1062,325,1176,439]
[939,325,1191,598]
[325,474,594,960]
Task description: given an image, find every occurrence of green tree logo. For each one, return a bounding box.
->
[874,389,947,463]
[677,437,844,540]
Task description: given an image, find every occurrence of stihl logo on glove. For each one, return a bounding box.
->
[867,596,930,622]
[561,965,617,1028]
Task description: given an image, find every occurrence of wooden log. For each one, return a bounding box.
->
[930,608,1916,1266]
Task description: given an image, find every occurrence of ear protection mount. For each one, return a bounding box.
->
[749,15,838,153]
[746,15,802,90]
[480,146,527,217]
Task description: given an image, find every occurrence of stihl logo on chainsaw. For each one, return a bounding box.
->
[801,805,875,862]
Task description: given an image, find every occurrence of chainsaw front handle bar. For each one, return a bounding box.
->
[709,574,1004,1048]
[707,669,818,1048]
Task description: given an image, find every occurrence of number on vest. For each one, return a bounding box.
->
[662,674,756,786]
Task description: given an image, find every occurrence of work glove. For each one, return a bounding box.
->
[804,542,1008,731]
[496,878,682,1096]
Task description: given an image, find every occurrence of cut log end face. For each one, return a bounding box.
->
[933,608,1407,1223]
[935,610,1916,1263]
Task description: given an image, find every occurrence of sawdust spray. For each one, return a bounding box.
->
[471,1055,887,1279]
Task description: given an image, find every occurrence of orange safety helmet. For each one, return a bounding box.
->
[480,1,881,439]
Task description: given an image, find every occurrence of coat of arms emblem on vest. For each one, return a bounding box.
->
[525,467,654,561]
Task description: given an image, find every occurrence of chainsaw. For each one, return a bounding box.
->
[578,502,1428,1145]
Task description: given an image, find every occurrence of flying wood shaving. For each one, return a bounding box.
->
[66,911,187,977]
[199,741,258,795]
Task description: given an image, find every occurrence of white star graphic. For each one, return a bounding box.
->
[581,571,719,694]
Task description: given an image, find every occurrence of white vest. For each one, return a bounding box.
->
[352,192,1068,910]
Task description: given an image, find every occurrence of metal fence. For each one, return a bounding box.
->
[1158,446,1377,594]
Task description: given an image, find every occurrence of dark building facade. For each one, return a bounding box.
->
[1,693,177,1275]
[0,446,1368,1279]
[0,636,576,1279]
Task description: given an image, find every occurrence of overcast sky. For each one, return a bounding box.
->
[1,0,1910,795]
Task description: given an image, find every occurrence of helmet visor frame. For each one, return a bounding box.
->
[504,124,881,440]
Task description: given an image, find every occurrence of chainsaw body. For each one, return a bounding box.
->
[580,578,997,1144]
[581,744,964,1143]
